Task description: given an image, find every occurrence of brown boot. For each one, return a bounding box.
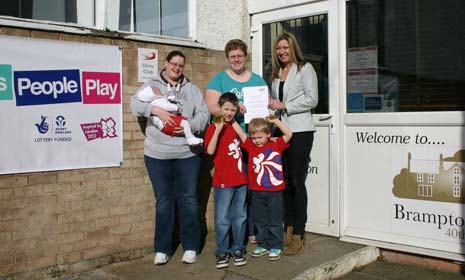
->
[283,235,304,256]
[284,226,293,246]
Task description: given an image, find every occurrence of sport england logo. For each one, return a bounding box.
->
[14,69,82,106]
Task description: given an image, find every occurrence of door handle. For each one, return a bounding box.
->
[318,114,334,121]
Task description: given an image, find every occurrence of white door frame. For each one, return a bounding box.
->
[250,0,341,236]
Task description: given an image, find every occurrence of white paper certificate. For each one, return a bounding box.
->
[242,86,269,123]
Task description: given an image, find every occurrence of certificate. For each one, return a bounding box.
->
[242,86,269,123]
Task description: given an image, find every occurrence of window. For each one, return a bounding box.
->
[0,0,95,27]
[418,184,432,197]
[0,0,189,39]
[453,186,460,198]
[454,176,460,185]
[347,0,465,113]
[454,167,460,175]
[107,0,188,38]
[262,14,328,114]
[417,173,423,183]
[427,173,434,183]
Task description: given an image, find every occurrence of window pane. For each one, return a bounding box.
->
[347,0,465,113]
[262,15,328,114]
[117,0,132,31]
[161,0,188,38]
[135,0,160,34]
[0,0,94,26]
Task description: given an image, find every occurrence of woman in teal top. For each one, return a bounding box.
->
[205,39,267,129]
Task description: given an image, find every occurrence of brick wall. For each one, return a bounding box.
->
[0,26,229,279]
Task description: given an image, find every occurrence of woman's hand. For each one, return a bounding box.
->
[238,103,247,114]
[151,106,176,127]
[172,126,185,136]
[269,99,286,110]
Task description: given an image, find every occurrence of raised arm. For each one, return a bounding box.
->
[206,121,224,155]
[231,121,248,143]
[267,116,293,143]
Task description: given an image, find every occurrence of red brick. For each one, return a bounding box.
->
[110,206,132,216]
[56,232,85,244]
[0,176,28,188]
[27,173,57,185]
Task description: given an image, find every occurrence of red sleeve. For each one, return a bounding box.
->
[240,137,252,151]
[273,137,289,152]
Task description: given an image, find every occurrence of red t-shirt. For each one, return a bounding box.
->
[241,137,289,192]
[204,123,247,188]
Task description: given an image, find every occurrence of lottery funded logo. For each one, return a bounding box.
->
[34,115,73,143]
[80,117,117,141]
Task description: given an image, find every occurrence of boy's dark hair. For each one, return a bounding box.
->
[218,92,239,108]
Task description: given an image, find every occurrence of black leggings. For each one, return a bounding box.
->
[283,131,314,236]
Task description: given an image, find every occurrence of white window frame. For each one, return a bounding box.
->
[427,173,434,183]
[0,0,202,48]
[417,173,423,183]
[453,175,460,185]
[418,184,432,197]
[453,186,460,197]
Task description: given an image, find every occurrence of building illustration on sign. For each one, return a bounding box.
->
[392,150,465,203]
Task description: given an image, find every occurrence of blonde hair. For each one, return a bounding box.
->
[271,32,306,80]
[248,118,271,134]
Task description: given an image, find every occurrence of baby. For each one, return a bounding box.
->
[137,85,203,146]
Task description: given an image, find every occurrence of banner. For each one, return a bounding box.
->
[0,36,123,174]
[346,126,465,255]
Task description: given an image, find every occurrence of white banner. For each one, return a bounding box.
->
[0,36,123,174]
[346,126,465,255]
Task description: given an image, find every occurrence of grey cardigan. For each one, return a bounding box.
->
[271,63,318,132]
[130,71,209,159]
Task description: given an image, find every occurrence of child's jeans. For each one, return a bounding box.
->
[252,190,284,250]
[214,185,248,256]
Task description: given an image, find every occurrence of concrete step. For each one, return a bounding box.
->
[86,233,379,280]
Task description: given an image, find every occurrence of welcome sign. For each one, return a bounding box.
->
[0,36,122,174]
[345,126,465,258]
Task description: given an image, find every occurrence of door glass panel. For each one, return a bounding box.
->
[347,0,465,112]
[262,14,328,114]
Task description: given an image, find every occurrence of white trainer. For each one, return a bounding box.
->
[154,252,169,265]
[182,250,197,264]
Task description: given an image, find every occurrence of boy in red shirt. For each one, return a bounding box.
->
[232,116,292,261]
[204,93,248,268]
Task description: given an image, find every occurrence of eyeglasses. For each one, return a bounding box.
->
[228,54,245,60]
[168,62,185,69]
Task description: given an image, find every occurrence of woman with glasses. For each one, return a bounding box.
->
[130,50,209,265]
[205,39,268,268]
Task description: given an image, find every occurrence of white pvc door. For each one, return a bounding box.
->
[251,0,340,236]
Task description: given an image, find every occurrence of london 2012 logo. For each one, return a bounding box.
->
[80,117,117,141]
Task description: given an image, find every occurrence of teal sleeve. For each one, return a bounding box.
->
[206,71,224,92]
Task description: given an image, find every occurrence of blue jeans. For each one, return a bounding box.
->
[214,185,247,256]
[252,190,284,250]
[144,155,202,255]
